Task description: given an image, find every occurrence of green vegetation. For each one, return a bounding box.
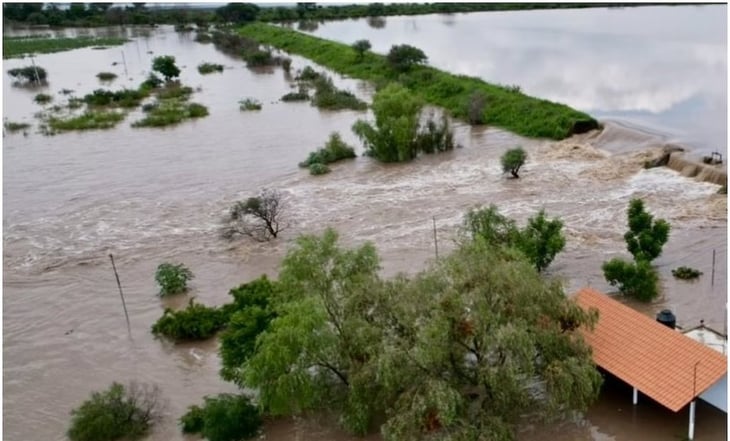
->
[351,39,371,61]
[3,36,127,59]
[155,262,193,296]
[238,98,262,111]
[602,259,659,302]
[4,121,30,132]
[311,75,367,111]
[281,87,309,102]
[501,147,527,178]
[83,89,148,108]
[48,110,125,132]
[386,44,427,72]
[672,266,703,280]
[299,132,356,175]
[67,382,163,441]
[154,83,193,100]
[198,62,224,74]
[152,55,180,81]
[238,23,598,139]
[96,71,117,81]
[180,394,262,441]
[34,93,52,105]
[602,199,669,302]
[233,228,600,438]
[133,100,208,128]
[624,198,671,263]
[152,299,227,342]
[463,205,566,273]
[353,83,453,162]
[7,65,47,83]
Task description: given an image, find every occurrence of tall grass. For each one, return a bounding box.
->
[238,23,598,140]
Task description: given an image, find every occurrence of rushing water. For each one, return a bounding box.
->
[2,8,727,441]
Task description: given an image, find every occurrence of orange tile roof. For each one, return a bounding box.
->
[575,287,727,412]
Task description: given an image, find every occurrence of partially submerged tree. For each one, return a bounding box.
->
[351,39,371,61]
[152,55,180,81]
[68,382,165,441]
[386,44,427,72]
[8,66,47,84]
[602,258,659,302]
[501,147,527,178]
[624,198,670,262]
[226,188,287,241]
[180,394,262,441]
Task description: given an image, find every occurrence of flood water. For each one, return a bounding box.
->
[2,7,727,441]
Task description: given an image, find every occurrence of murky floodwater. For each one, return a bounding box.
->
[3,13,726,441]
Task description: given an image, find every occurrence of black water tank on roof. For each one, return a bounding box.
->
[656,309,676,329]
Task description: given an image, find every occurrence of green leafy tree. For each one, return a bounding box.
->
[624,198,670,262]
[180,394,262,441]
[216,3,260,23]
[68,382,164,441]
[152,55,181,81]
[241,229,385,435]
[463,204,519,246]
[602,258,659,302]
[517,209,566,273]
[375,241,601,440]
[501,147,527,178]
[351,39,371,60]
[386,44,427,72]
[352,83,423,162]
[155,262,193,296]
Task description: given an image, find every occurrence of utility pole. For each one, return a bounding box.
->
[109,254,131,335]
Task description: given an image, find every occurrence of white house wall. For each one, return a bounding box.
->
[700,373,727,413]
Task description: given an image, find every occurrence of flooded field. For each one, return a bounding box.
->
[3,6,727,441]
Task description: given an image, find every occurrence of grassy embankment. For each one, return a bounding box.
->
[238,23,597,140]
[3,36,128,59]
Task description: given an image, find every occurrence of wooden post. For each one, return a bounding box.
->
[432,216,439,259]
[120,50,128,77]
[109,254,131,334]
[711,249,716,287]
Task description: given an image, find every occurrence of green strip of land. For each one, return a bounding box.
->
[3,36,128,59]
[238,23,597,140]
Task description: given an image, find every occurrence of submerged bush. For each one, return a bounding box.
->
[281,89,309,102]
[48,111,125,131]
[672,266,703,280]
[602,258,659,302]
[34,93,52,104]
[180,394,262,441]
[295,65,321,82]
[198,62,224,74]
[83,88,147,108]
[133,101,208,128]
[501,147,527,178]
[68,382,164,441]
[155,262,193,296]
[415,114,454,154]
[309,162,330,175]
[8,65,47,83]
[151,299,226,342]
[239,98,262,111]
[299,132,356,169]
[155,83,193,101]
[96,71,118,81]
[4,121,30,132]
[311,75,367,111]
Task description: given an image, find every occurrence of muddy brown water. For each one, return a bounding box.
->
[3,18,727,441]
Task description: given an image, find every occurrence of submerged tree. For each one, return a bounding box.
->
[624,198,670,263]
[225,188,287,241]
[501,147,527,178]
[152,55,181,81]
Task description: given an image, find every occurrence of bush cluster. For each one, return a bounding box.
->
[151,299,227,342]
[239,98,262,111]
[96,71,117,81]
[299,132,356,175]
[672,266,702,280]
[198,62,224,74]
[180,394,262,441]
[83,88,148,108]
[8,65,47,83]
[155,262,193,296]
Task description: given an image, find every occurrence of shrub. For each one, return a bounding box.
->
[83,89,147,108]
[239,98,262,111]
[243,49,272,67]
[387,44,427,71]
[187,103,209,118]
[139,73,163,91]
[672,266,703,280]
[281,57,292,73]
[155,84,193,101]
[180,394,262,441]
[152,55,181,81]
[133,101,208,127]
[352,39,371,60]
[501,147,527,178]
[180,405,205,433]
[151,299,226,342]
[198,62,224,74]
[299,132,356,168]
[68,382,164,441]
[8,65,47,83]
[155,262,193,296]
[296,65,320,81]
[311,75,367,111]
[4,121,30,132]
[602,258,659,302]
[96,71,117,81]
[415,115,454,154]
[281,90,309,102]
[48,111,125,131]
[309,162,330,175]
[34,93,52,104]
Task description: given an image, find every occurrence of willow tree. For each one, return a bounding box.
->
[375,241,602,440]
